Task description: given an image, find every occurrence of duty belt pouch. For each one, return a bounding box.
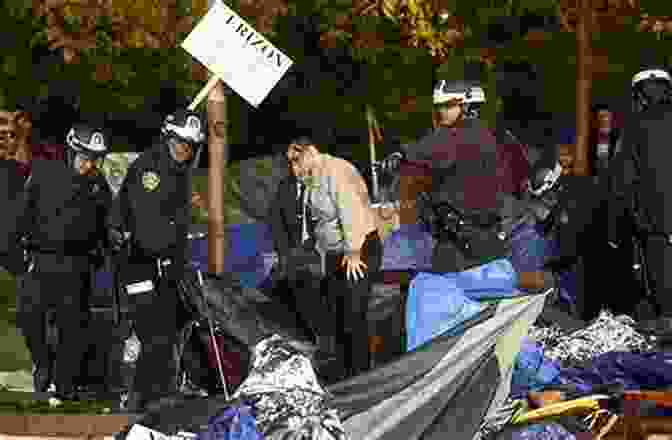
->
[119,258,159,297]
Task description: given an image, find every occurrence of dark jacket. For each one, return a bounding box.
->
[0,160,31,275]
[269,174,302,261]
[401,119,530,271]
[20,159,112,273]
[609,104,672,240]
[108,143,192,269]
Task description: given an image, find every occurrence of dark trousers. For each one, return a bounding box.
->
[288,268,328,342]
[127,278,183,403]
[324,232,383,378]
[17,269,91,392]
[643,236,672,317]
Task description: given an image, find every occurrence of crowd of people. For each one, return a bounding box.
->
[0,59,671,414]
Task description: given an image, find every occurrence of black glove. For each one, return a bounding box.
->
[379,151,405,173]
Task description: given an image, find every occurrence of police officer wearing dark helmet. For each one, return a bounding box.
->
[108,110,205,412]
[609,65,672,335]
[17,124,112,401]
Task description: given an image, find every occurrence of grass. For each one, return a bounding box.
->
[0,270,31,372]
[0,391,115,414]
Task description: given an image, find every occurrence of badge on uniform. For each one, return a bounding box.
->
[142,171,160,192]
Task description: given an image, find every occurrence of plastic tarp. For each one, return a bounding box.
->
[406,261,520,351]
[380,223,434,272]
[557,351,672,394]
[509,222,577,306]
[118,286,548,440]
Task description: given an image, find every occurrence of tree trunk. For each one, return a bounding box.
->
[574,0,592,177]
[206,80,228,274]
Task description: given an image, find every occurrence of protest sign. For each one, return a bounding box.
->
[181,0,294,108]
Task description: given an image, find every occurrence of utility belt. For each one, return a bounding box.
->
[21,239,102,274]
[418,192,513,258]
[121,256,178,296]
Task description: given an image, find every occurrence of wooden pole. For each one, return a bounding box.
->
[206,79,228,274]
[574,0,593,177]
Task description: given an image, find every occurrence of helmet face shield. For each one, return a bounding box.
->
[65,125,108,173]
[527,162,562,197]
[162,112,205,145]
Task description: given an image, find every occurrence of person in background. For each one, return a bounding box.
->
[590,102,623,180]
[16,124,111,400]
[0,110,64,180]
[286,133,383,379]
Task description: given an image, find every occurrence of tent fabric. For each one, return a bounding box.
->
[405,272,487,351]
[338,295,547,440]
[118,290,547,440]
[380,223,434,272]
[557,351,672,394]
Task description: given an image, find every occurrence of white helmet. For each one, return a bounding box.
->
[433,80,486,106]
[161,110,206,145]
[433,80,486,120]
[632,68,672,113]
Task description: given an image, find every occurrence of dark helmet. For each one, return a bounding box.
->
[65,124,108,169]
[632,67,672,113]
[433,79,486,120]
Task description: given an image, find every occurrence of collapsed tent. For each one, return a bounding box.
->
[117,277,548,440]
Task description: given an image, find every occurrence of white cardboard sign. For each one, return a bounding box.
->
[181,0,293,108]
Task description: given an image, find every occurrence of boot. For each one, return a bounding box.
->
[32,364,52,393]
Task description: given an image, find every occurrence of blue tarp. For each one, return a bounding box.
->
[94,221,576,296]
[405,267,516,351]
[510,339,562,398]
[558,351,672,394]
[381,223,434,272]
[510,222,577,306]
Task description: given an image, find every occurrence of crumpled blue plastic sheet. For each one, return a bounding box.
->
[509,222,576,306]
[197,404,262,440]
[557,351,672,394]
[458,259,519,300]
[509,338,562,399]
[406,271,486,351]
[381,223,434,272]
[493,422,576,440]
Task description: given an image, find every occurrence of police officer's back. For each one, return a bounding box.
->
[18,125,111,399]
[108,110,205,412]
[390,79,529,273]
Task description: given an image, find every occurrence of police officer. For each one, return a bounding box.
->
[16,124,111,400]
[108,110,205,412]
[609,66,672,333]
[381,77,549,290]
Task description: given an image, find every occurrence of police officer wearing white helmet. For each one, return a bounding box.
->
[17,123,112,400]
[108,109,206,411]
[609,64,672,334]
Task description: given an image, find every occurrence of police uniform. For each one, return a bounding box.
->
[109,142,194,409]
[610,103,672,320]
[402,119,528,273]
[17,159,111,396]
